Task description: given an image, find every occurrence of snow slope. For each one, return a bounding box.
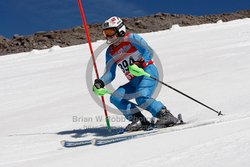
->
[0,19,250,167]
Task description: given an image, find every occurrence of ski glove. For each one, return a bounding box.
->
[132,61,143,68]
[94,79,105,89]
[93,79,109,96]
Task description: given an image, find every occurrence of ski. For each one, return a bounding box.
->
[91,129,158,146]
[61,121,185,148]
[61,114,184,147]
[91,121,185,146]
[61,139,91,147]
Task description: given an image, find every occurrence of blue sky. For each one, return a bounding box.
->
[0,0,249,39]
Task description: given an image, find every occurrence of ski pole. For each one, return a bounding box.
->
[128,64,223,116]
[77,0,111,131]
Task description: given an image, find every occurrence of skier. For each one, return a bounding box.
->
[93,16,178,132]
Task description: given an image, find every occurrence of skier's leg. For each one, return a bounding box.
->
[110,82,138,121]
[110,82,151,131]
[135,65,178,127]
[135,77,164,117]
[134,64,164,117]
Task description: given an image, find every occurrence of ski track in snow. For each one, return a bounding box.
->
[0,18,250,167]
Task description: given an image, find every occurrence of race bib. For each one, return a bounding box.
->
[117,53,142,80]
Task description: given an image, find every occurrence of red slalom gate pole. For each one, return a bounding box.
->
[77,0,111,131]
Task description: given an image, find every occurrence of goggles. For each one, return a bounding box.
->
[103,28,117,38]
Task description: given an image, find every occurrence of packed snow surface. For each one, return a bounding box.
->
[0,19,250,167]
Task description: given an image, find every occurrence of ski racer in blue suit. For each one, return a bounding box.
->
[93,16,178,131]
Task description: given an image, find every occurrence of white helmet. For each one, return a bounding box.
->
[102,16,126,37]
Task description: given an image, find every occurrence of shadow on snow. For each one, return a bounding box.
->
[57,126,124,138]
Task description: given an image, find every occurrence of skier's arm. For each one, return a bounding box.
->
[100,50,117,85]
[128,33,154,63]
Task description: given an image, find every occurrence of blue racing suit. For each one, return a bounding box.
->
[100,33,165,121]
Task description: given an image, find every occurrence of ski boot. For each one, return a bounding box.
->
[155,107,179,128]
[125,112,152,132]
